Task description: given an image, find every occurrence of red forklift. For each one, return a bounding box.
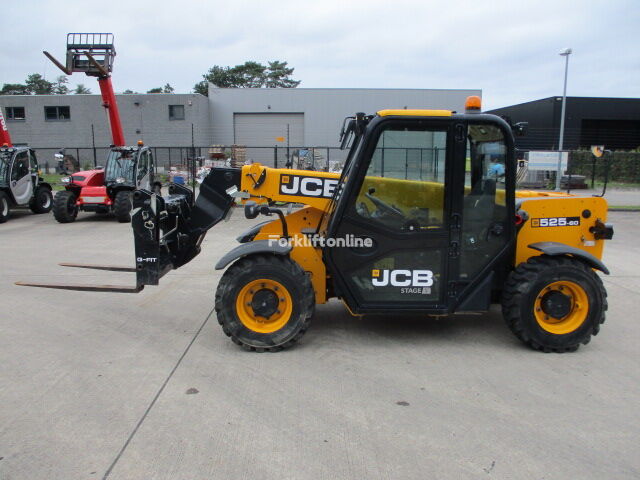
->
[0,110,53,223]
[44,33,161,223]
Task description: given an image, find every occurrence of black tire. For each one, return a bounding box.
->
[215,254,315,352]
[501,255,607,353]
[53,190,78,223]
[29,186,53,214]
[0,191,10,223]
[114,190,132,223]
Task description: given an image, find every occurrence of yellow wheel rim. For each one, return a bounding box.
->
[534,280,589,334]
[235,279,293,334]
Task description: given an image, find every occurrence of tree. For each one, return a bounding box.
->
[122,89,138,94]
[52,75,69,95]
[25,73,53,95]
[265,61,300,88]
[162,83,174,93]
[193,80,209,96]
[0,83,30,95]
[194,60,300,95]
[73,84,92,94]
[147,87,163,93]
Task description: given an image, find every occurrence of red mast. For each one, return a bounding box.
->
[44,33,125,147]
[97,75,125,147]
[0,108,13,147]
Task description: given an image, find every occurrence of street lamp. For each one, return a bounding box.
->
[555,47,572,190]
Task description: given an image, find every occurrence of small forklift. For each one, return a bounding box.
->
[44,33,161,223]
[0,110,53,223]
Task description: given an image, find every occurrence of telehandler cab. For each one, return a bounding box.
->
[44,33,161,223]
[0,111,53,223]
[18,97,614,353]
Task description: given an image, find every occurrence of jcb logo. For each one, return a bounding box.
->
[280,174,339,198]
[371,269,434,287]
[0,110,7,132]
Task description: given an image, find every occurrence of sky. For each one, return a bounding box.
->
[1,0,639,110]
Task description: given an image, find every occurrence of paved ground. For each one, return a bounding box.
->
[1,208,639,480]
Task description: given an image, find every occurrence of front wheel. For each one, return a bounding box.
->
[215,254,315,352]
[0,191,10,223]
[113,191,132,223]
[53,190,78,223]
[501,255,607,353]
[29,186,53,214]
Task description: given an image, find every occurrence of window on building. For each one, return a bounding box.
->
[169,105,185,120]
[44,106,71,121]
[5,106,26,121]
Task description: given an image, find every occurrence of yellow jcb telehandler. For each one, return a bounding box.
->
[19,97,614,353]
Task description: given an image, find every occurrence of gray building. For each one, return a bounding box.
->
[1,87,480,168]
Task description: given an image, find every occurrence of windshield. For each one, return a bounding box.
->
[318,127,365,234]
[0,152,11,185]
[105,149,136,183]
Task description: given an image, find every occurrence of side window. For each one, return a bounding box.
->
[460,124,509,279]
[354,126,447,232]
[11,151,29,180]
[137,151,148,181]
[29,151,38,170]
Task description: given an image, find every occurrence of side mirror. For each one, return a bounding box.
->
[513,122,528,137]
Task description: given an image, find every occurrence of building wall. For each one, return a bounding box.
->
[0,93,211,148]
[208,87,482,148]
[488,97,640,151]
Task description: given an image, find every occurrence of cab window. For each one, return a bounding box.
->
[354,125,447,232]
[11,151,30,181]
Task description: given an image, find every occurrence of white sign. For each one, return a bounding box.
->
[526,151,568,172]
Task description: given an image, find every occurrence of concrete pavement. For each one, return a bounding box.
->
[1,209,639,479]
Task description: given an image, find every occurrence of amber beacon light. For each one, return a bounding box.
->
[465,95,482,113]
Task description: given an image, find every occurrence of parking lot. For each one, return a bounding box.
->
[1,208,639,480]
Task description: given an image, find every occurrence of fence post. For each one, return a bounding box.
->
[274,146,278,168]
[326,147,330,171]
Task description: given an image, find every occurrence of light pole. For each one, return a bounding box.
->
[555,47,572,190]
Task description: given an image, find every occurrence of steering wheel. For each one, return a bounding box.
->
[365,192,404,218]
[356,202,370,218]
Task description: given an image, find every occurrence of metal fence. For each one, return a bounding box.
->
[35,145,352,174]
[34,145,640,186]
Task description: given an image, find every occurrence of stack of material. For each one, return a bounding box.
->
[208,145,226,159]
[231,145,247,168]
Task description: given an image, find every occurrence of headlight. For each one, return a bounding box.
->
[60,176,71,184]
[116,177,126,184]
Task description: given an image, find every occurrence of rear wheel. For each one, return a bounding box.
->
[215,254,315,352]
[0,191,10,223]
[29,186,53,214]
[501,255,607,352]
[53,190,78,223]
[114,191,132,223]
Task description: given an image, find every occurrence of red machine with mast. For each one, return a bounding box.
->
[44,33,161,223]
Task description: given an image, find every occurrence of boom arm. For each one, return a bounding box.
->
[0,109,12,147]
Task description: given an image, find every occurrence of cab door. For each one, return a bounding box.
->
[9,150,33,205]
[326,117,461,314]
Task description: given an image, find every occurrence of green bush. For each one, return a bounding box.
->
[569,150,640,184]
